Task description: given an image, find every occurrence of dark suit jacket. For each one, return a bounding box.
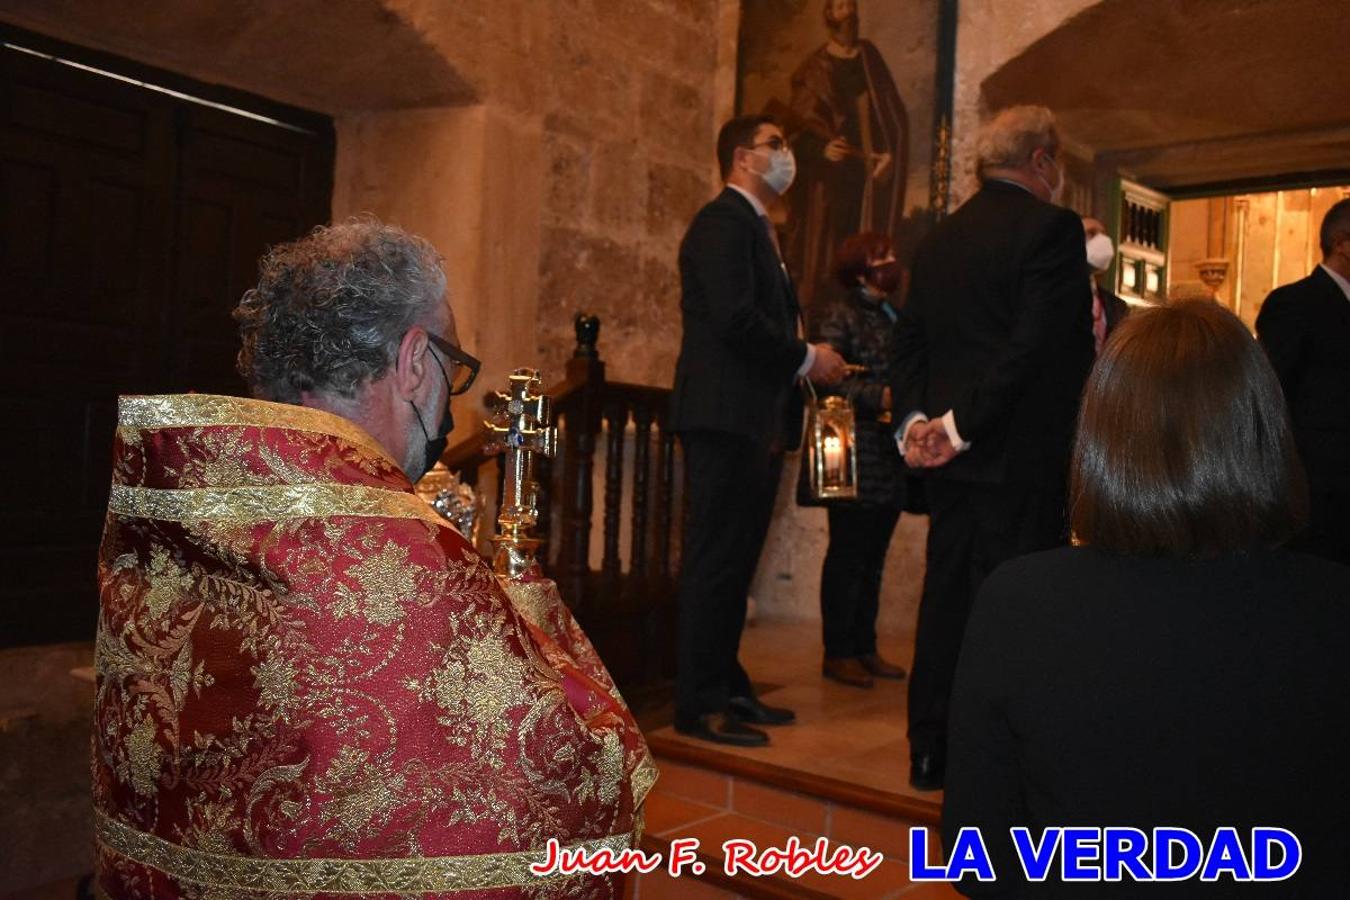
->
[945,546,1350,898]
[670,187,806,449]
[1256,266,1350,494]
[890,180,1094,487]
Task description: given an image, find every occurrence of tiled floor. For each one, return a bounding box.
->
[632,619,960,899]
[646,618,938,803]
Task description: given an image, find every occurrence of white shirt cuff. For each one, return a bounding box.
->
[796,343,816,378]
[941,409,971,451]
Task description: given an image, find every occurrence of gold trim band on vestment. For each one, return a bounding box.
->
[108,483,450,529]
[95,811,634,893]
[631,754,659,810]
[118,394,395,466]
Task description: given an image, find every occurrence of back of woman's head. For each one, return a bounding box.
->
[1070,300,1307,557]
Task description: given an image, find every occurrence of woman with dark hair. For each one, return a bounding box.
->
[943,301,1350,897]
[806,230,909,688]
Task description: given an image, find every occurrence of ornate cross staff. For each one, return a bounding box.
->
[483,368,557,578]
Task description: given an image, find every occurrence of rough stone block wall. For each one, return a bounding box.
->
[532,1,724,386]
[389,0,728,389]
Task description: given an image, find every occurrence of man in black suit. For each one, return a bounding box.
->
[1083,215,1130,351]
[670,114,847,747]
[890,105,1094,789]
[1257,197,1350,566]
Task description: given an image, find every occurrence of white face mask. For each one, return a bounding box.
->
[758,147,797,195]
[1086,233,1115,272]
[1036,153,1064,205]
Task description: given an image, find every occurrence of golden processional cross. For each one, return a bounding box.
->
[483,368,557,578]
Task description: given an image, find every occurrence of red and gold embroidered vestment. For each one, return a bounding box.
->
[92,395,656,898]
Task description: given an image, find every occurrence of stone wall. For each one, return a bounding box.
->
[368,0,736,400]
[0,0,737,441]
[948,0,1101,208]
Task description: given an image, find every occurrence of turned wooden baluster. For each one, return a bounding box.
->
[600,399,628,582]
[557,314,604,606]
[629,403,653,580]
[657,420,677,580]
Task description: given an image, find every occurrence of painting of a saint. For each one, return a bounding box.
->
[740,0,944,312]
[783,0,908,308]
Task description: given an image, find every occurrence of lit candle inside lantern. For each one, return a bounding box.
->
[822,431,843,485]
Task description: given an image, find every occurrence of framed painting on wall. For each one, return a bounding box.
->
[737,0,957,313]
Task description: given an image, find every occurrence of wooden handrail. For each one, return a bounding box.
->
[432,312,681,708]
[440,347,602,475]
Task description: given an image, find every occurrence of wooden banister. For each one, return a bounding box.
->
[434,313,681,707]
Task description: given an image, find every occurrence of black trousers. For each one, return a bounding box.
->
[907,478,1067,752]
[675,430,783,722]
[820,503,902,659]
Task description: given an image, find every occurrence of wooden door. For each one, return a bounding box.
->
[0,34,333,646]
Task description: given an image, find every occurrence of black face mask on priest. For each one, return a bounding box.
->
[407,333,480,482]
[410,376,453,482]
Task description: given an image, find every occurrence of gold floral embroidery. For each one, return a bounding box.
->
[107,483,448,529]
[117,394,393,466]
[143,547,194,622]
[125,716,163,798]
[96,396,649,896]
[96,810,635,892]
[333,541,419,626]
[312,746,406,848]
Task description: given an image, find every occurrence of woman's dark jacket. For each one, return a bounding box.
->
[800,287,907,508]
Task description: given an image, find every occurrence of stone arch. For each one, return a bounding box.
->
[0,0,478,113]
[978,0,1350,193]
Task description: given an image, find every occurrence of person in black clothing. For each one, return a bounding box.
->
[1256,197,1350,566]
[669,114,847,748]
[807,231,909,689]
[890,105,1094,790]
[945,300,1350,898]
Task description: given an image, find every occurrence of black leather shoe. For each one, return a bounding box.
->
[910,750,945,791]
[674,713,769,747]
[727,695,796,726]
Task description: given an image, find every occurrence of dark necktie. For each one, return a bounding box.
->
[760,214,782,260]
[761,215,803,338]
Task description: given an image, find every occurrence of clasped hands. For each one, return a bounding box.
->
[904,418,958,469]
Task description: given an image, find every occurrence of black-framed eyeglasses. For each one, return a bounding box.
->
[748,137,787,152]
[425,331,480,396]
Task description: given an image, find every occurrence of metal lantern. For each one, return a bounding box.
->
[805,390,859,501]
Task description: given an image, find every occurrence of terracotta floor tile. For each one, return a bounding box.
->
[731,779,829,834]
[666,810,808,870]
[644,790,725,836]
[653,758,731,807]
[828,804,913,861]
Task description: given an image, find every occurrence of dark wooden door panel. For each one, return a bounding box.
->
[0,37,333,647]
